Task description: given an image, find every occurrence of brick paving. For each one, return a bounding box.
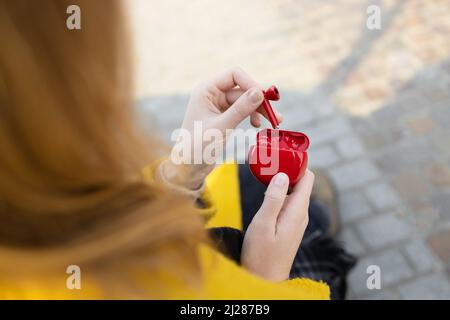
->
[132,0,450,299]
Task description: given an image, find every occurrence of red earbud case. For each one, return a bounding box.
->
[248,86,310,187]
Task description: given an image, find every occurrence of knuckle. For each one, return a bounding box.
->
[232,100,253,118]
[264,191,285,204]
[231,66,244,74]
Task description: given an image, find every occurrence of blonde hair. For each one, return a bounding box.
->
[0,0,204,297]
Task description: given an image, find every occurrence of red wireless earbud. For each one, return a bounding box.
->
[249,85,310,187]
[264,85,280,101]
[261,86,280,129]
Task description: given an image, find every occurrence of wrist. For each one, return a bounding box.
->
[161,159,211,191]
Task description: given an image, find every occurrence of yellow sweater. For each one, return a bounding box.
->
[0,164,330,299]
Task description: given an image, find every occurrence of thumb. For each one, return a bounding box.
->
[220,88,264,129]
[257,172,290,222]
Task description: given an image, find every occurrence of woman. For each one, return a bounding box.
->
[0,0,354,299]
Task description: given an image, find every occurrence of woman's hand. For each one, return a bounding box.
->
[241,170,315,282]
[161,67,282,190]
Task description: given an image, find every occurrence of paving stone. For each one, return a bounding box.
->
[359,129,391,150]
[404,239,440,273]
[408,197,434,214]
[375,140,432,174]
[398,273,450,300]
[426,163,450,188]
[278,95,316,129]
[314,102,336,118]
[348,249,414,296]
[308,145,340,168]
[304,117,350,147]
[338,191,373,224]
[279,92,336,123]
[356,213,414,250]
[363,103,405,128]
[336,135,365,159]
[338,227,366,256]
[391,173,429,201]
[277,92,308,112]
[427,230,450,263]
[430,130,450,159]
[431,191,450,221]
[431,105,450,128]
[407,115,436,134]
[329,160,380,190]
[364,182,401,210]
[307,94,337,118]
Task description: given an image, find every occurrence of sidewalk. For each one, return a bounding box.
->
[132,0,450,299]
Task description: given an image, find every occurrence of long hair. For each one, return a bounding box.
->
[0,0,204,297]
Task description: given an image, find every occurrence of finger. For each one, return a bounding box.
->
[290,169,315,198]
[225,89,281,120]
[211,67,263,92]
[257,172,290,223]
[225,88,246,105]
[219,88,264,129]
[278,170,315,227]
[250,112,261,127]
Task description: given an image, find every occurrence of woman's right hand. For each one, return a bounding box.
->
[241,170,315,282]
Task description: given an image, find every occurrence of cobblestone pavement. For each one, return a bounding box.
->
[131,0,450,299]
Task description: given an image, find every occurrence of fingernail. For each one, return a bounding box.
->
[249,88,263,104]
[274,173,288,186]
